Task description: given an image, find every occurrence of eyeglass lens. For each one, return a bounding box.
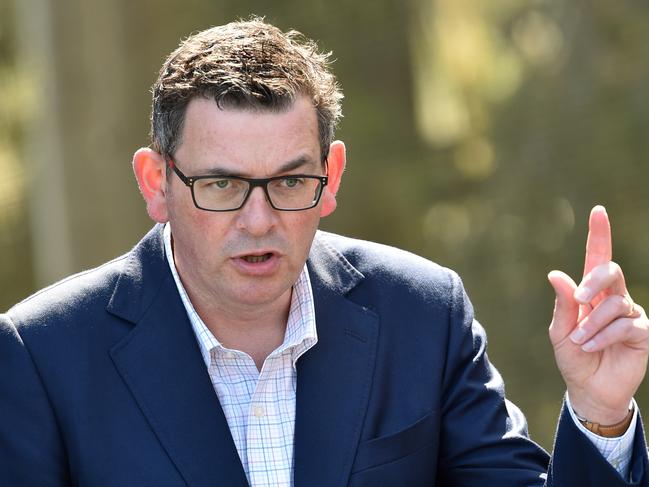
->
[192,176,324,211]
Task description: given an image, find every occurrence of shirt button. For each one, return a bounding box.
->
[253,405,265,418]
[224,351,236,360]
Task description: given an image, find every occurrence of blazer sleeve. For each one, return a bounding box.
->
[0,314,72,486]
[438,272,649,486]
[547,402,649,485]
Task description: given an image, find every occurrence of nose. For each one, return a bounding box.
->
[235,186,278,236]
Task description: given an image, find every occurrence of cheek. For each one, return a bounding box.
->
[186,217,233,254]
[169,204,232,255]
[288,211,321,248]
[168,189,223,234]
[173,220,229,271]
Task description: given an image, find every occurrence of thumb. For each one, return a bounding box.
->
[547,270,579,345]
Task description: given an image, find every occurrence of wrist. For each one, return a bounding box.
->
[568,391,632,426]
[573,403,635,438]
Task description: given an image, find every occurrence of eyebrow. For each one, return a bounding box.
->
[200,155,319,177]
[276,155,319,173]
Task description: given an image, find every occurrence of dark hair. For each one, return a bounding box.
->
[150,17,343,164]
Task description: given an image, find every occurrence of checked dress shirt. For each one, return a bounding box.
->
[164,224,317,486]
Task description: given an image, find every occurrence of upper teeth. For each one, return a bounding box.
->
[244,255,269,263]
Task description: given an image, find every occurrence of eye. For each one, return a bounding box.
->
[213,179,230,189]
[283,177,302,188]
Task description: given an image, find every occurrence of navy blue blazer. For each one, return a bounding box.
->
[1,225,647,486]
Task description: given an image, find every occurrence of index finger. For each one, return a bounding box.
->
[583,205,612,278]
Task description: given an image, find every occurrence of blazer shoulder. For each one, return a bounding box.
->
[6,225,167,329]
[315,231,462,296]
[6,252,129,329]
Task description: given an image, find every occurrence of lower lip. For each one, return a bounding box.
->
[231,254,280,275]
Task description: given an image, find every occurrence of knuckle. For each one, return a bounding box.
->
[614,295,629,314]
[609,261,622,275]
[548,323,559,340]
[618,317,633,332]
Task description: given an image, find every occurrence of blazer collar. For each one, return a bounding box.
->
[294,232,379,487]
[106,224,169,324]
[107,225,248,486]
[307,231,365,295]
[106,227,379,487]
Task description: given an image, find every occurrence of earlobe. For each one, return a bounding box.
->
[320,140,346,217]
[132,147,169,223]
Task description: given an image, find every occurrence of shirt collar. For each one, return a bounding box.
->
[163,223,318,368]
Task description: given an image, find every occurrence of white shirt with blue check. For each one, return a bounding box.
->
[164,224,317,486]
[163,224,635,484]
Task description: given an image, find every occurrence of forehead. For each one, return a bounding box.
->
[176,96,320,173]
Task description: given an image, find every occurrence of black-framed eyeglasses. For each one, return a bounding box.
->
[167,158,329,212]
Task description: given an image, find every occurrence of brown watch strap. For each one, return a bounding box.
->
[576,406,634,438]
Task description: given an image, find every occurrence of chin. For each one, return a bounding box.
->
[233,286,291,308]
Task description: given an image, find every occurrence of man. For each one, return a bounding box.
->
[1,18,648,486]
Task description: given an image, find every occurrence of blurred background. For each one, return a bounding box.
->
[2,0,649,450]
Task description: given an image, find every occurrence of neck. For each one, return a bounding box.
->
[182,279,292,370]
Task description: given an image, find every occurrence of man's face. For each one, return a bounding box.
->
[162,96,331,312]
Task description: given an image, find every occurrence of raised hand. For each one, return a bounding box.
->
[548,205,649,425]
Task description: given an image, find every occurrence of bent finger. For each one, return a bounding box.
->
[579,312,649,352]
[569,294,638,345]
[575,261,628,304]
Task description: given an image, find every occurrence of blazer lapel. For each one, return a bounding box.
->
[107,226,248,487]
[294,234,379,487]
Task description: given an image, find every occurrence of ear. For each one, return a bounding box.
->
[132,147,169,223]
[320,140,346,217]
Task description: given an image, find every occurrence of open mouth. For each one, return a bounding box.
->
[241,253,273,263]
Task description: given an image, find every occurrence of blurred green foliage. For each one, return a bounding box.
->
[2,0,649,450]
[0,0,33,307]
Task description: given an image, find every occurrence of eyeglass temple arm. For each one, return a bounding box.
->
[167,158,193,186]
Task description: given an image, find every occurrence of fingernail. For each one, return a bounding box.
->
[581,340,596,352]
[570,328,587,344]
[574,286,591,303]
